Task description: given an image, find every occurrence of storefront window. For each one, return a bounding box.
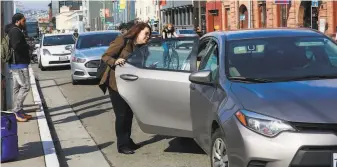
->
[226,8,230,29]
[280,4,287,27]
[259,2,266,28]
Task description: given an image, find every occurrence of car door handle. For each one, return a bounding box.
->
[120,74,139,81]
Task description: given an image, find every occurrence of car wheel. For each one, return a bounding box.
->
[211,129,229,167]
[38,59,46,71]
[71,75,78,85]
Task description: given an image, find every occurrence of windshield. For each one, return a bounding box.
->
[226,36,337,82]
[76,33,120,49]
[43,35,74,46]
[178,30,196,34]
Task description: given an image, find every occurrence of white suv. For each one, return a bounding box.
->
[38,33,75,70]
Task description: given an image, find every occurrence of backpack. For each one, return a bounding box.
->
[1,33,13,63]
[1,27,19,63]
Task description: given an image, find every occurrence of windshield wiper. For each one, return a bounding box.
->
[228,77,274,83]
[280,75,337,81]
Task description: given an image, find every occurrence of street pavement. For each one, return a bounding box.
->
[2,90,45,167]
[32,55,210,167]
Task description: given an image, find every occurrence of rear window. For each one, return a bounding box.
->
[43,35,74,46]
[178,30,196,34]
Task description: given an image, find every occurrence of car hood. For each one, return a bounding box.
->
[76,46,108,58]
[44,45,73,55]
[231,79,337,124]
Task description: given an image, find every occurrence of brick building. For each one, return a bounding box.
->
[206,0,337,38]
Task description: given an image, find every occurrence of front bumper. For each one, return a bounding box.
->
[71,61,98,80]
[223,117,337,167]
[41,54,71,67]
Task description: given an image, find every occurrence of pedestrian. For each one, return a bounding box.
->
[161,23,178,68]
[5,13,32,122]
[73,29,79,40]
[98,22,152,154]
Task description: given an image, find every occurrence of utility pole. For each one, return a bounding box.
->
[198,0,201,30]
[158,0,162,32]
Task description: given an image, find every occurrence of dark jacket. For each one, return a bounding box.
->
[99,36,136,93]
[5,24,30,64]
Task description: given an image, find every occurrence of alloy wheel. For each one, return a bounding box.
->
[212,138,229,167]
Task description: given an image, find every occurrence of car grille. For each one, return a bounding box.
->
[291,122,337,134]
[52,53,70,56]
[88,72,97,76]
[85,60,100,68]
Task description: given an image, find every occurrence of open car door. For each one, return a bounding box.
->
[115,37,199,137]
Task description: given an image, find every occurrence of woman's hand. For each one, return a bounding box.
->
[115,58,126,66]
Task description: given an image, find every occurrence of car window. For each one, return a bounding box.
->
[43,35,74,46]
[226,37,337,81]
[199,41,219,80]
[178,30,196,34]
[127,38,198,72]
[76,33,119,49]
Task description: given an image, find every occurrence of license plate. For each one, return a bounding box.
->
[59,56,68,61]
[333,153,337,167]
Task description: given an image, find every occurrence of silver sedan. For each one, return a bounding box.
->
[116,30,337,167]
[69,31,121,85]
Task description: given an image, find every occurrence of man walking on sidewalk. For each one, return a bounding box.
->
[5,13,32,122]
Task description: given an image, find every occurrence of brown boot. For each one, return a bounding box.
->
[14,113,28,122]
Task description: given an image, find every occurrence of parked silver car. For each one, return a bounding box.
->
[69,31,121,85]
[116,29,337,167]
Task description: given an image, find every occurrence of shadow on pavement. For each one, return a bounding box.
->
[137,135,205,155]
[16,141,44,161]
[137,135,173,147]
[164,137,206,154]
[62,141,114,157]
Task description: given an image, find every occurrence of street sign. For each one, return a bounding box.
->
[312,0,318,7]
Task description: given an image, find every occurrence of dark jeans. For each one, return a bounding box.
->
[108,88,134,149]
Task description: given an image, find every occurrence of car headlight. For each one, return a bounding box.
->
[235,110,296,137]
[71,55,86,63]
[43,49,51,56]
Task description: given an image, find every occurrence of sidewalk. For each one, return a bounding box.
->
[2,66,59,167]
[2,90,45,167]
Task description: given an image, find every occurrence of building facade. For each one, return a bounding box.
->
[160,0,206,31]
[206,0,337,38]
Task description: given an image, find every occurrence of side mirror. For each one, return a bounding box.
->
[65,45,72,51]
[189,70,213,85]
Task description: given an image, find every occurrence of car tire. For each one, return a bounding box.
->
[38,59,46,71]
[210,129,229,167]
[71,75,78,85]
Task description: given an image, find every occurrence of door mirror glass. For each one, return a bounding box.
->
[189,70,213,85]
[65,45,72,51]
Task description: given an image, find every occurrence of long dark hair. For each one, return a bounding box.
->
[123,22,152,40]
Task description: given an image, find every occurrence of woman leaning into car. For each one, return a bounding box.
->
[99,22,152,154]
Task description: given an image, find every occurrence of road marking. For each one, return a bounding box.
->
[29,65,60,167]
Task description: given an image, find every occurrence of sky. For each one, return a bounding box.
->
[18,1,50,10]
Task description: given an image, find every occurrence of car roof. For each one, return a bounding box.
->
[203,28,325,41]
[79,30,121,36]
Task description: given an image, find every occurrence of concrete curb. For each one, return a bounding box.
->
[29,65,60,167]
